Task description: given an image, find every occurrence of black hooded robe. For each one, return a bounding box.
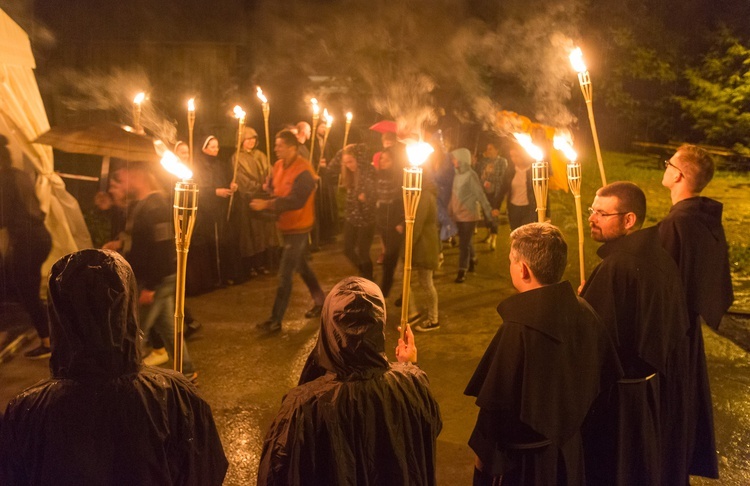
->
[581,227,692,486]
[0,250,227,486]
[657,196,733,478]
[257,277,442,486]
[464,281,622,485]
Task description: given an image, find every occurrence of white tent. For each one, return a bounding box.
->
[0,8,91,278]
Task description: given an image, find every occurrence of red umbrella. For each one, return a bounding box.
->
[369,120,397,134]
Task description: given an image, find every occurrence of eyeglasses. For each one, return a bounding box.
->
[663,159,685,177]
[588,207,628,218]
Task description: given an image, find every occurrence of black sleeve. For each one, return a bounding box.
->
[271,171,316,214]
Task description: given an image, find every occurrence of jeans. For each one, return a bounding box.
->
[408,268,439,323]
[342,222,375,280]
[456,221,477,271]
[507,203,536,230]
[140,274,195,374]
[271,232,326,322]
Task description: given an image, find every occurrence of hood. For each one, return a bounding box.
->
[451,148,472,174]
[672,197,725,240]
[48,249,142,381]
[312,276,389,379]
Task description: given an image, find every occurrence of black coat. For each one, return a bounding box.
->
[0,250,227,486]
[465,281,622,485]
[258,277,442,486]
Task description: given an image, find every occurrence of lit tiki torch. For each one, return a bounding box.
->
[570,47,607,186]
[160,150,197,373]
[555,134,586,284]
[400,140,434,341]
[514,133,548,222]
[187,98,195,169]
[227,105,246,221]
[257,87,271,165]
[309,98,320,160]
[133,92,145,134]
[321,109,334,156]
[343,111,353,149]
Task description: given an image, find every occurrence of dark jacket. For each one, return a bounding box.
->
[258,277,442,486]
[0,250,227,486]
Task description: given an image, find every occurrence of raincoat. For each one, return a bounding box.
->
[257,277,442,486]
[0,249,227,486]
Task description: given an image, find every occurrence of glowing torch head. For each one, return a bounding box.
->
[256,87,267,104]
[406,141,434,167]
[346,112,353,123]
[570,47,587,73]
[513,133,544,162]
[311,98,319,116]
[553,134,578,162]
[233,105,246,122]
[324,109,333,128]
[188,98,195,112]
[161,151,193,181]
[133,92,145,105]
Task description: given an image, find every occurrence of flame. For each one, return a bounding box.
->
[160,151,193,180]
[513,133,544,162]
[133,92,145,104]
[405,141,434,167]
[256,87,267,104]
[346,112,353,122]
[553,134,578,162]
[187,98,195,112]
[569,47,587,73]
[324,109,333,127]
[311,98,320,115]
[233,105,246,120]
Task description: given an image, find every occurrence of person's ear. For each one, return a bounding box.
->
[623,212,637,231]
[521,261,532,281]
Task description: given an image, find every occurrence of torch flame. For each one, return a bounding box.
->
[233,105,246,120]
[346,112,353,122]
[188,98,195,112]
[513,133,544,162]
[161,151,193,181]
[569,47,587,73]
[405,141,434,167]
[324,109,333,127]
[553,134,578,162]
[133,92,145,104]
[311,98,320,115]
[256,87,267,104]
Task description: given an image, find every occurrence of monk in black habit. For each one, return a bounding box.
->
[257,277,442,485]
[465,223,622,485]
[658,144,733,479]
[580,182,693,485]
[0,249,227,486]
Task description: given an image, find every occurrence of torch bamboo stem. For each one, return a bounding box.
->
[173,181,198,373]
[400,167,422,341]
[310,116,319,162]
[188,112,195,169]
[263,105,271,170]
[574,195,585,283]
[343,122,351,149]
[578,71,607,186]
[227,119,244,222]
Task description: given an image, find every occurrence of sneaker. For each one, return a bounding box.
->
[413,321,440,332]
[455,270,467,283]
[143,348,169,366]
[305,304,323,318]
[24,344,51,359]
[257,319,282,333]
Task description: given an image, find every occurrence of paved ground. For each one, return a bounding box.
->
[1,234,749,485]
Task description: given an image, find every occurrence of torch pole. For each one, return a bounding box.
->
[343,113,352,149]
[578,71,607,186]
[227,116,245,222]
[400,166,423,341]
[173,181,198,372]
[262,102,271,168]
[532,161,549,223]
[567,162,586,284]
[310,111,320,162]
[188,109,195,169]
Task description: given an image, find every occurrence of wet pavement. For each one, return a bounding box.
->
[1,235,749,485]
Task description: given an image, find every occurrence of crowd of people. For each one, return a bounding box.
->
[0,114,735,485]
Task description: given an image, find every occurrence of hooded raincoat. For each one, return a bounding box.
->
[0,249,227,486]
[257,277,442,486]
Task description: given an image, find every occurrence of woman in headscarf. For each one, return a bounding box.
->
[258,277,442,486]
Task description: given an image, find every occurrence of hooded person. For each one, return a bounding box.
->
[257,277,442,486]
[0,249,228,486]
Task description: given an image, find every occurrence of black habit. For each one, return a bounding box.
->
[465,281,622,485]
[581,226,693,485]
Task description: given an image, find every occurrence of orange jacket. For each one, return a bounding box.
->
[270,155,317,234]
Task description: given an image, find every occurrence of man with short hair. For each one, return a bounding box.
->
[465,223,621,485]
[251,130,325,332]
[581,181,693,485]
[295,121,311,160]
[658,144,733,479]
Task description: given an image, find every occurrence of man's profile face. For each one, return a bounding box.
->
[588,195,629,243]
[661,150,685,189]
[274,138,295,161]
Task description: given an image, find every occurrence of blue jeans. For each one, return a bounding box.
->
[140,274,195,374]
[456,221,477,271]
[271,232,326,322]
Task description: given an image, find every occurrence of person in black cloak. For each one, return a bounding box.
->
[257,276,442,486]
[465,223,622,485]
[658,144,733,479]
[0,249,227,485]
[580,182,693,485]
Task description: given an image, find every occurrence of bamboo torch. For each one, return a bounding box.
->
[513,133,548,222]
[309,98,320,160]
[133,92,145,134]
[555,134,585,284]
[257,87,271,167]
[160,151,198,373]
[187,98,195,169]
[400,141,434,341]
[343,112,353,149]
[570,47,607,186]
[227,105,246,221]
